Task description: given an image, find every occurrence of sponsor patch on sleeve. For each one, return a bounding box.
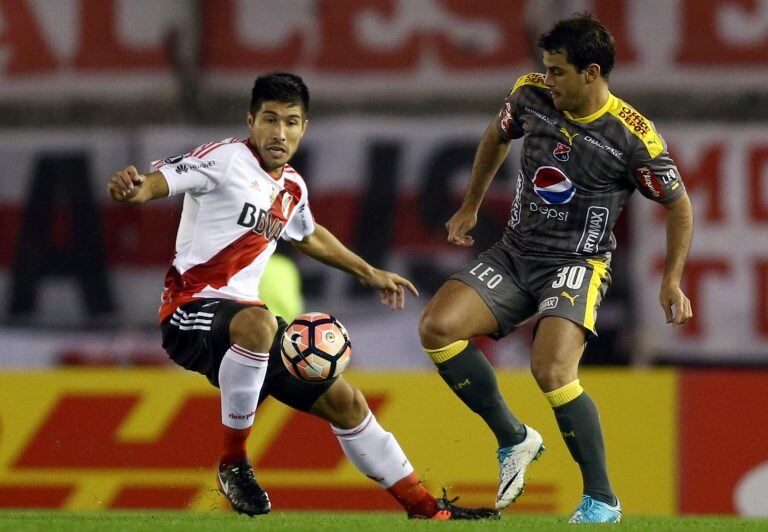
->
[163,155,184,165]
[498,99,515,133]
[635,165,665,199]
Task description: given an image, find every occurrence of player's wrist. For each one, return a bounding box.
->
[355,265,377,285]
[660,277,681,291]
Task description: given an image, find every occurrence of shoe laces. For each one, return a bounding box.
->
[234,465,256,483]
[436,486,460,508]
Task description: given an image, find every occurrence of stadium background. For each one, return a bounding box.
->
[0,0,766,518]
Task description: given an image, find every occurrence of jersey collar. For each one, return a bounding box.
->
[564,93,616,124]
[244,138,285,181]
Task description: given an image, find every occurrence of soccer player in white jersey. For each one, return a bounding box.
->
[107,73,498,521]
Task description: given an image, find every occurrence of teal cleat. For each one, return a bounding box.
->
[568,495,622,523]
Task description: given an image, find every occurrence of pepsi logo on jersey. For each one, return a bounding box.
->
[532,166,576,205]
[237,202,285,241]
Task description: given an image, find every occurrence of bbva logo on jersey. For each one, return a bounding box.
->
[237,202,284,241]
[532,166,576,205]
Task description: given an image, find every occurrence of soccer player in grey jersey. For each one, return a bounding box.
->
[418,13,693,524]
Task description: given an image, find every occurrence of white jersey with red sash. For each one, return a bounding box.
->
[152,137,315,323]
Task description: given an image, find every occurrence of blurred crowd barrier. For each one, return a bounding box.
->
[1,0,767,104]
[0,122,766,366]
[0,368,765,516]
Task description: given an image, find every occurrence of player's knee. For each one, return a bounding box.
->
[229,307,278,353]
[317,381,369,429]
[530,358,575,392]
[418,306,458,350]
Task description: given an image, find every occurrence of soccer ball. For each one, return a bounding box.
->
[280,312,351,382]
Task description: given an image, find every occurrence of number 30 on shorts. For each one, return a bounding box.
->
[551,266,586,290]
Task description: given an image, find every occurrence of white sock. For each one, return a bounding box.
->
[333,411,414,488]
[219,345,269,429]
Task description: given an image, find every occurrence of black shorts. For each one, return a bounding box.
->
[450,241,612,339]
[160,298,335,412]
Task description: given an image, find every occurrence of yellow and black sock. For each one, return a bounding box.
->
[545,380,616,505]
[426,340,526,447]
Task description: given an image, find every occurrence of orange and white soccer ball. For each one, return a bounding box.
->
[280,312,351,382]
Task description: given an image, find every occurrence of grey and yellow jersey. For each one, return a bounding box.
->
[497,73,684,258]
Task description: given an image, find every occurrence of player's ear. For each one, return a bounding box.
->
[584,63,601,83]
[246,112,255,128]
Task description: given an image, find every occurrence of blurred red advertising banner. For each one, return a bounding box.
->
[630,125,768,363]
[0,122,765,365]
[0,0,767,100]
[679,370,768,517]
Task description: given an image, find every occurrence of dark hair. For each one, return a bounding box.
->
[537,12,615,78]
[250,72,310,115]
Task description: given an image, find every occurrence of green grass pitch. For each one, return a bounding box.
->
[1,511,767,531]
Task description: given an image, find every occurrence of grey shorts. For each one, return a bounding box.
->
[450,241,612,339]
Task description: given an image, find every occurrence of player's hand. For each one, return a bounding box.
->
[445,207,477,247]
[359,268,419,310]
[108,165,145,203]
[659,282,692,326]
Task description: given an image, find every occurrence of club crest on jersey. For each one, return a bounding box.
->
[553,142,571,162]
[281,193,293,218]
[268,184,279,204]
[532,166,576,205]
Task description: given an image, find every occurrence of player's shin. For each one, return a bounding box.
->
[425,339,526,447]
[545,379,616,505]
[332,411,437,517]
[218,345,269,467]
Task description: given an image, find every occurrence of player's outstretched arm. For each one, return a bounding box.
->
[292,223,419,310]
[446,118,512,246]
[107,166,169,205]
[659,191,694,326]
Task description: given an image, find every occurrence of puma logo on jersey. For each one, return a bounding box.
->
[237,202,285,241]
[561,291,579,305]
[559,126,579,146]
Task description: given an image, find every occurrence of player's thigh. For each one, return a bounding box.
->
[160,298,259,387]
[420,279,499,344]
[424,244,537,344]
